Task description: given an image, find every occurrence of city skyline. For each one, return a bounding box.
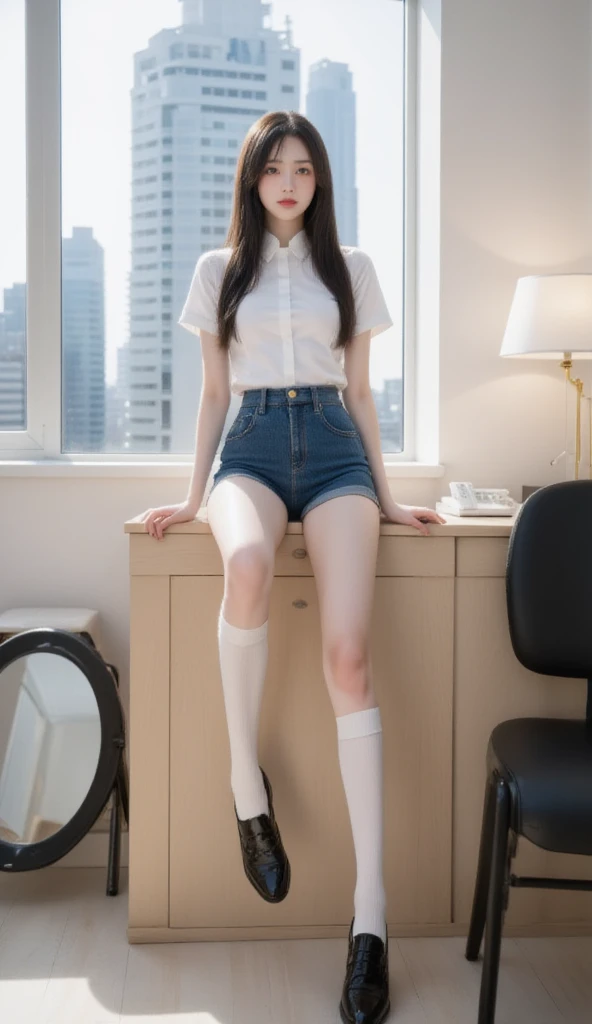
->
[0,0,405,454]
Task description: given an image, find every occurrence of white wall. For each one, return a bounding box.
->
[1,0,592,862]
[438,0,592,495]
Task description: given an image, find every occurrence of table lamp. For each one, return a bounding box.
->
[500,274,592,479]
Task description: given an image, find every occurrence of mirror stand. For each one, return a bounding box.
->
[97,657,130,896]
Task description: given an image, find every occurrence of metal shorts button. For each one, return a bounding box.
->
[288,389,297,397]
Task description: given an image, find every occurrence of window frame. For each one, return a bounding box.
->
[0,0,424,470]
[387,0,417,465]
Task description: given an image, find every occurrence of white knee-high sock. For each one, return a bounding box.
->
[217,608,269,820]
[336,706,387,944]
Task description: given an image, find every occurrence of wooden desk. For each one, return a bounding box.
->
[124,514,592,942]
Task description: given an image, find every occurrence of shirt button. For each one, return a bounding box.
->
[288,389,297,397]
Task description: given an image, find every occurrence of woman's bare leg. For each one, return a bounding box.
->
[302,493,379,716]
[207,475,288,627]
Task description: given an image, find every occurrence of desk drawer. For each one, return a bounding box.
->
[276,536,454,576]
[456,538,509,577]
[130,534,455,577]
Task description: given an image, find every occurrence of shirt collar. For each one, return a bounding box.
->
[262,228,310,262]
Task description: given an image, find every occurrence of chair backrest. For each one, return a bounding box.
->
[506,480,592,680]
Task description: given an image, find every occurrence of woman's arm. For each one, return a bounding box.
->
[342,330,444,534]
[186,392,230,510]
[186,329,231,510]
[341,329,391,510]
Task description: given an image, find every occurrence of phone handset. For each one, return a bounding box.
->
[449,481,479,510]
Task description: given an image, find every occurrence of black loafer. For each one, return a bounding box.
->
[234,767,291,903]
[339,917,390,1024]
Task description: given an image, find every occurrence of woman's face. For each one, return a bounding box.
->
[257,135,317,227]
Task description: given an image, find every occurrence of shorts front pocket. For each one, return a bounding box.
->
[225,408,257,442]
[317,402,359,438]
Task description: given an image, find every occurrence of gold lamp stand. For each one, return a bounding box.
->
[560,352,591,480]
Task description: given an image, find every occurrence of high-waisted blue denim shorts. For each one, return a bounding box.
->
[207,385,381,522]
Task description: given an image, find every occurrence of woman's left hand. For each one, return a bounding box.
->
[379,500,446,536]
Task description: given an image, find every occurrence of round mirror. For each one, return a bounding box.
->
[0,629,126,873]
[0,652,101,845]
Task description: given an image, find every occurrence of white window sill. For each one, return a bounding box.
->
[0,459,445,479]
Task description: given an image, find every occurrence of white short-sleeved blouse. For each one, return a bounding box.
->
[177,228,393,396]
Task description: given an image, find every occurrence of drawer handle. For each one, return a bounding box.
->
[292,548,308,559]
[292,600,308,609]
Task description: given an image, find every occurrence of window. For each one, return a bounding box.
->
[1,0,411,461]
[0,0,26,435]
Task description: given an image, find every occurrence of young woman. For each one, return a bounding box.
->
[140,110,444,1024]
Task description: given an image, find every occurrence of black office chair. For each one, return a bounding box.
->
[465,480,592,1024]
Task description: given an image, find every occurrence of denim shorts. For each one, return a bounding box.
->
[207,385,381,522]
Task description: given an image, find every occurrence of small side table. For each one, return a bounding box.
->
[0,607,102,652]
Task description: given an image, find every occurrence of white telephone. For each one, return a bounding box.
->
[436,482,518,518]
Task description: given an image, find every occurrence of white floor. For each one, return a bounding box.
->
[0,868,590,1023]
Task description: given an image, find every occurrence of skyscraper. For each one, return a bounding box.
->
[306,59,357,246]
[126,0,300,454]
[62,227,106,453]
[0,283,26,432]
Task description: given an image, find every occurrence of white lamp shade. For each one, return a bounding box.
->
[500,274,592,359]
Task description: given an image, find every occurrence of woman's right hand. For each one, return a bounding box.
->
[138,500,199,541]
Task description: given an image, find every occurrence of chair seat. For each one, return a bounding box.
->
[487,717,592,856]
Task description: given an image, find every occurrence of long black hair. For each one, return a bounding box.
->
[215,110,356,351]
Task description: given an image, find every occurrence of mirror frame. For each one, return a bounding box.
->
[0,628,126,872]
